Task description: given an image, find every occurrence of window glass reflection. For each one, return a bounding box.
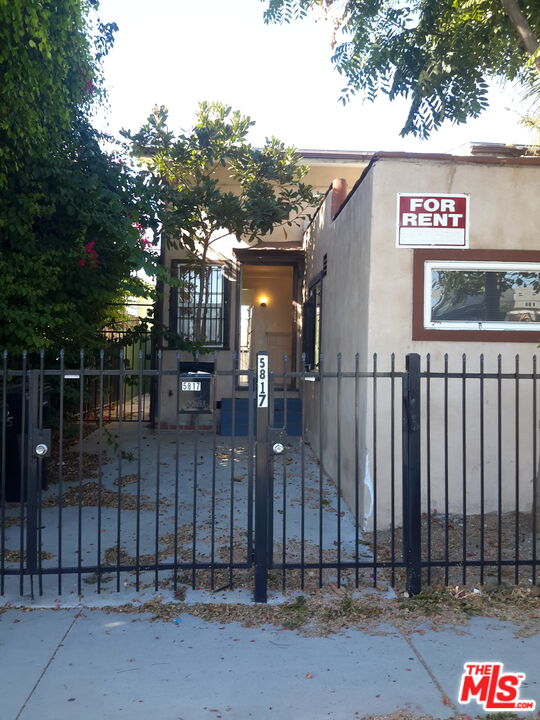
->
[431,270,540,323]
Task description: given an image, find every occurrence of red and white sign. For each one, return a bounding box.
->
[458,662,536,712]
[396,193,469,248]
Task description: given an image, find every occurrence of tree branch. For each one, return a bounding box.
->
[500,0,540,76]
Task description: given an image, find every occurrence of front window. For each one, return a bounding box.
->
[173,263,228,347]
[425,261,540,331]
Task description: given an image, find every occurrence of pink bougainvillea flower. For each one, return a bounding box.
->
[79,241,99,269]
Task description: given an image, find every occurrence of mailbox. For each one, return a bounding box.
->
[178,372,213,414]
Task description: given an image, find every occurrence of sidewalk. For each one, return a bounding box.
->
[1,593,538,720]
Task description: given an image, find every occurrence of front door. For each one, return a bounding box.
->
[239,264,295,381]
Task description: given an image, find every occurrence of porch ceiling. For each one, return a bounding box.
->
[234,242,304,264]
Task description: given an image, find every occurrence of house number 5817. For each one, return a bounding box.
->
[257,354,268,408]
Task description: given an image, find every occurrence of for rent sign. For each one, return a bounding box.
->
[396,193,469,248]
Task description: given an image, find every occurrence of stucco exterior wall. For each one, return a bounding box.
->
[367,157,540,359]
[303,170,374,524]
[305,156,540,530]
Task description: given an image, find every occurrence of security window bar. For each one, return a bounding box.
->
[425,261,540,331]
[174,263,228,347]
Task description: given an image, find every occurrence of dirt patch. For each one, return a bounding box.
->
[47,450,101,486]
[47,424,101,486]
[41,481,160,511]
[359,714,469,720]
[1,517,20,528]
[368,511,539,588]
[112,473,139,488]
[102,525,195,568]
[3,549,54,563]
[102,584,540,638]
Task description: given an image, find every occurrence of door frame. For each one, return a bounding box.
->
[233,250,304,392]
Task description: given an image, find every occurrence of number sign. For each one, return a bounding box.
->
[257,353,268,408]
[181,381,201,392]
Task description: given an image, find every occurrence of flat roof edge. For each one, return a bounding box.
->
[332,150,540,221]
[367,151,540,165]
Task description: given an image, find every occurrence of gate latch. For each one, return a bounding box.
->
[268,427,286,455]
[34,429,52,458]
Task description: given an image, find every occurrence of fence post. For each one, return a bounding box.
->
[25,371,40,577]
[402,353,422,596]
[254,351,270,603]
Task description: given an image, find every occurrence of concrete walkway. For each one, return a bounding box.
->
[1,604,538,720]
[1,425,369,599]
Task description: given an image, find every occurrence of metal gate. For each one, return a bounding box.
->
[1,351,538,600]
[253,351,414,602]
[1,357,255,599]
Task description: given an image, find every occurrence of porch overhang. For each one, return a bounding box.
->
[234,242,305,266]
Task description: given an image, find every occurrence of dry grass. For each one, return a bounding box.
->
[47,424,101,487]
[1,516,20,528]
[102,584,540,638]
[2,549,54,563]
[368,510,540,588]
[112,473,139,488]
[359,714,471,720]
[41,481,165,511]
[101,524,196,568]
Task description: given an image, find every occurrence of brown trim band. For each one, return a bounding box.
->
[412,249,540,343]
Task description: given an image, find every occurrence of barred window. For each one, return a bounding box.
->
[171,262,229,347]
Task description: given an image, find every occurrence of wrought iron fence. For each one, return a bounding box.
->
[84,331,153,423]
[0,350,537,600]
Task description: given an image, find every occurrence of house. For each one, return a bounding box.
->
[157,146,540,530]
[156,150,372,427]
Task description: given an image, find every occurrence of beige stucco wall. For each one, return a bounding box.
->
[303,169,374,525]
[157,156,370,425]
[304,156,540,530]
[367,157,540,358]
[205,160,369,245]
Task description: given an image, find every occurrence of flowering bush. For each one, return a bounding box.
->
[0,1,164,356]
[80,241,99,268]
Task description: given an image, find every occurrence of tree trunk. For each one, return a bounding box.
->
[194,243,209,345]
[500,0,540,76]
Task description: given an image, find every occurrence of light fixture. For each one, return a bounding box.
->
[259,296,268,307]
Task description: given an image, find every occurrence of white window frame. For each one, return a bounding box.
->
[424,260,540,331]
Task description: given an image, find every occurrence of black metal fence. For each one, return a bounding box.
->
[85,331,153,423]
[0,351,537,600]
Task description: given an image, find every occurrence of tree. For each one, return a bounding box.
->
[127,102,319,347]
[0,1,160,356]
[0,0,113,188]
[261,0,540,137]
[0,120,159,353]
